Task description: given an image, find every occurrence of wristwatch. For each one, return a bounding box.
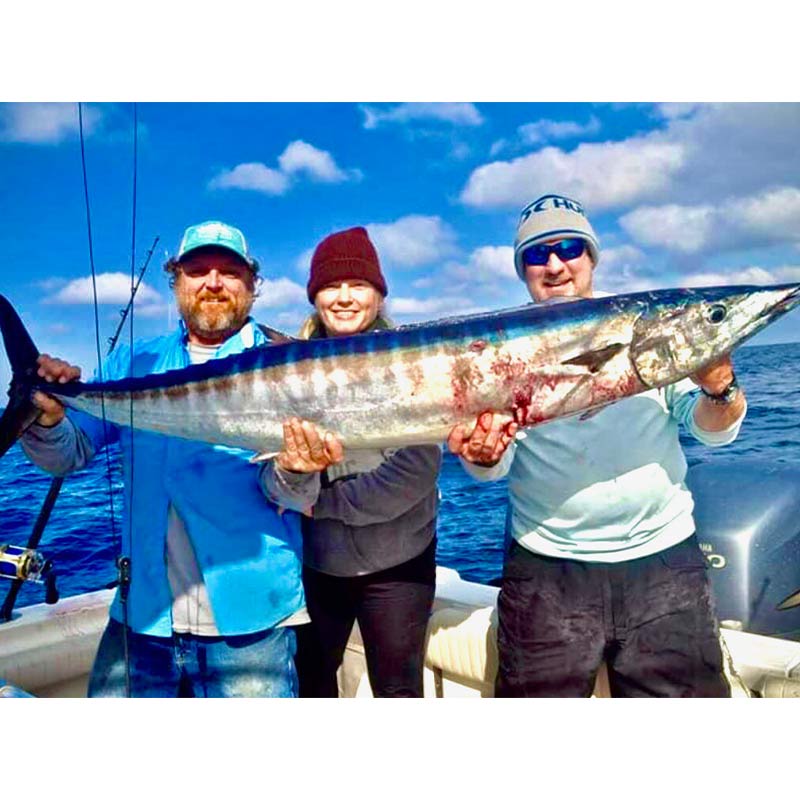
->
[700,372,740,404]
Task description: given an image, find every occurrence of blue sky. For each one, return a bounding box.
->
[2,101,800,389]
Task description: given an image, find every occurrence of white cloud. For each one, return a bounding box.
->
[488,115,601,159]
[593,269,661,296]
[209,140,357,196]
[680,265,800,288]
[388,296,481,317]
[438,246,518,300]
[367,215,458,267]
[771,265,800,283]
[489,139,508,157]
[134,302,171,318]
[620,204,716,253]
[729,187,800,236]
[656,104,800,203]
[653,103,704,120]
[462,245,516,280]
[518,115,601,146]
[35,277,69,292]
[462,104,800,215]
[253,277,307,309]
[273,309,307,332]
[0,103,101,144]
[599,244,647,268]
[277,140,351,182]
[620,187,800,254]
[208,162,289,195]
[361,102,484,130]
[411,277,435,289]
[594,261,800,298]
[449,141,472,161]
[295,246,315,275]
[42,273,163,306]
[460,139,686,210]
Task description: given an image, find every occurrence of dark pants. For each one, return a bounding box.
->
[295,540,436,698]
[495,535,730,698]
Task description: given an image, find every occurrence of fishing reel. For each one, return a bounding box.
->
[0,544,59,604]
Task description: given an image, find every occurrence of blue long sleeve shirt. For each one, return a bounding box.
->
[20,320,304,637]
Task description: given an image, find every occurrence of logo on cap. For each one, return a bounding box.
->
[519,194,586,225]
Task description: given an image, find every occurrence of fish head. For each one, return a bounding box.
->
[630,283,800,387]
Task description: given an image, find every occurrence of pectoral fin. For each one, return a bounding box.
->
[562,342,625,374]
[250,451,280,463]
[777,588,800,611]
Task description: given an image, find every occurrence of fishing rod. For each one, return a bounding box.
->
[107,236,159,354]
[0,482,62,619]
[0,238,158,622]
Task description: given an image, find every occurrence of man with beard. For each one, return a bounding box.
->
[20,221,306,697]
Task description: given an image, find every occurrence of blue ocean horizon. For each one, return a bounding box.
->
[2,341,799,610]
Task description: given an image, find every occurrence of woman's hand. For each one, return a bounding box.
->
[275,417,344,473]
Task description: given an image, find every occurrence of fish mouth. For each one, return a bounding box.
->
[735,282,800,342]
[763,283,800,319]
[629,282,800,388]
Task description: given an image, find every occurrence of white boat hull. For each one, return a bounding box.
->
[2,568,800,698]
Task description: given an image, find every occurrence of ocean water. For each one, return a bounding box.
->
[1,342,799,610]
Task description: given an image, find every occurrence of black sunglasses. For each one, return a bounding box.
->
[521,238,586,267]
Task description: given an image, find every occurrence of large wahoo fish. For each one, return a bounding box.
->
[1,284,799,458]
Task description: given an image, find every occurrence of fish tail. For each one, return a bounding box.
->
[0,294,41,457]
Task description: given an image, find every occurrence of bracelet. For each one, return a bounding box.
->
[700,372,740,404]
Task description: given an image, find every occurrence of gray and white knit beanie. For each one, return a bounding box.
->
[513,194,600,280]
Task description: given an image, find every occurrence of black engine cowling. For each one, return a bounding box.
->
[688,459,800,642]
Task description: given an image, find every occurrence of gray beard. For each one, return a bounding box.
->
[177,294,253,341]
[189,307,239,335]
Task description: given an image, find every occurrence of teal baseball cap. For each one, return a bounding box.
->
[177,220,256,270]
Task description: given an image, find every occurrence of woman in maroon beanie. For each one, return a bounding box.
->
[261,226,442,697]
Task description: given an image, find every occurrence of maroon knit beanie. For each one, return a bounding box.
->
[306,226,388,302]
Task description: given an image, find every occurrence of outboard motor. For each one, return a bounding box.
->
[688,459,800,642]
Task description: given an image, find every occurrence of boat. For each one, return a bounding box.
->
[2,458,799,699]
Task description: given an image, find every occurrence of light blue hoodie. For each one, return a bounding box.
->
[461,380,745,562]
[21,320,304,637]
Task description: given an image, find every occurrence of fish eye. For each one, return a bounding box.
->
[708,304,727,324]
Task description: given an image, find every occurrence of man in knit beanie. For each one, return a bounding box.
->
[513,193,600,301]
[448,193,748,698]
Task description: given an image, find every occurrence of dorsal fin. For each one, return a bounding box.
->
[257,323,296,344]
